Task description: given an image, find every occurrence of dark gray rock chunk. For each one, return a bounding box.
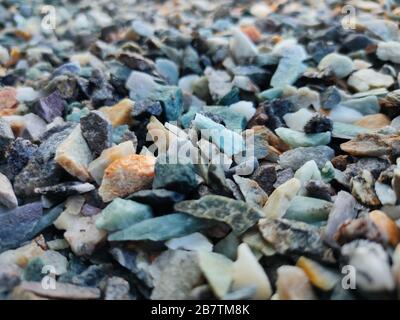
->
[80,111,112,158]
[0,202,43,253]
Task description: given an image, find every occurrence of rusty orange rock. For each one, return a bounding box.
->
[369,210,400,246]
[99,154,156,202]
[240,25,262,42]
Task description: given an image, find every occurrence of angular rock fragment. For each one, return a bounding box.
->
[108,213,213,242]
[279,146,335,171]
[99,99,133,127]
[296,256,339,291]
[324,191,358,243]
[166,232,213,252]
[198,251,233,299]
[276,266,316,300]
[88,141,135,185]
[231,243,272,300]
[55,125,93,181]
[259,218,335,263]
[341,240,395,292]
[233,175,268,208]
[54,209,106,256]
[80,111,112,157]
[32,91,65,123]
[175,195,262,234]
[98,154,156,202]
[262,178,301,219]
[150,250,203,300]
[0,202,43,253]
[96,198,153,232]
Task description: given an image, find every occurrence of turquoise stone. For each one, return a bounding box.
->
[150,85,183,121]
[192,113,244,157]
[203,106,247,130]
[96,198,153,232]
[284,196,332,223]
[332,122,371,139]
[108,213,213,242]
[275,127,331,148]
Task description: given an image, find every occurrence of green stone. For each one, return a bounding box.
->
[275,127,331,148]
[153,155,198,194]
[193,113,244,157]
[198,251,233,298]
[149,85,183,121]
[257,88,283,101]
[341,96,380,115]
[203,106,247,130]
[217,87,241,106]
[108,213,213,242]
[271,57,306,88]
[175,195,262,234]
[284,196,332,223]
[112,125,130,144]
[332,122,371,139]
[96,198,153,232]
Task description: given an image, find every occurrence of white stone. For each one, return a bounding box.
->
[283,108,314,132]
[166,232,213,252]
[229,101,256,121]
[0,172,18,209]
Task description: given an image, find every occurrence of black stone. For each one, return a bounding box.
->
[80,110,112,158]
[304,114,333,133]
[5,138,38,180]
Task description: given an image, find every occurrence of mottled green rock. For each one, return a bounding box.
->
[198,251,233,298]
[153,155,198,194]
[284,196,332,223]
[108,213,213,242]
[275,127,331,148]
[150,85,183,121]
[175,195,262,234]
[96,198,153,232]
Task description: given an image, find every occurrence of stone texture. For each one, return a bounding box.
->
[98,154,156,202]
[80,111,112,158]
[55,125,93,181]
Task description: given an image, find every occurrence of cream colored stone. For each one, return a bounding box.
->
[55,125,93,181]
[262,178,301,218]
[232,243,272,300]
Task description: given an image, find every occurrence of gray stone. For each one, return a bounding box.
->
[0,202,43,253]
[279,146,335,171]
[80,111,112,158]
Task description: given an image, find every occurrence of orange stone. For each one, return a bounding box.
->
[355,113,391,130]
[99,99,134,127]
[369,210,400,246]
[99,154,156,202]
[240,25,262,42]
